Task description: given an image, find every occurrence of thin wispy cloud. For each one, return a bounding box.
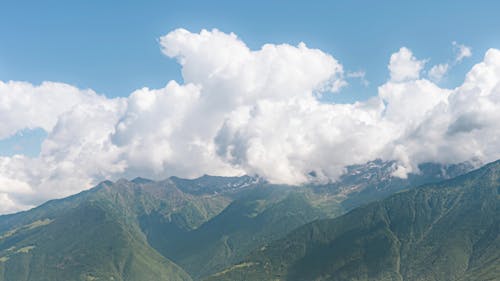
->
[453,41,472,62]
[428,63,449,82]
[347,71,369,87]
[427,41,473,83]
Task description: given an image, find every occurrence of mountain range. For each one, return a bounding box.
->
[1,160,497,281]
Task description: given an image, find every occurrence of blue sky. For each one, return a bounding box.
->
[2,0,499,102]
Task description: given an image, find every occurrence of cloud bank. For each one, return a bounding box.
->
[0,29,498,213]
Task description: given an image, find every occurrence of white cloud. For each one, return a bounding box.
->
[0,29,499,214]
[0,29,346,212]
[428,63,449,82]
[0,81,105,139]
[160,29,346,99]
[388,47,426,82]
[0,193,27,214]
[453,41,472,62]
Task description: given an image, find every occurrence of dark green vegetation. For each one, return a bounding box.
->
[209,161,500,281]
[0,160,482,280]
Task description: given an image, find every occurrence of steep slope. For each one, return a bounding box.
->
[0,199,191,281]
[0,177,238,281]
[208,160,500,281]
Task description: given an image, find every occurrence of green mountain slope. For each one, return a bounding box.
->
[0,161,479,281]
[0,176,338,281]
[0,200,191,281]
[208,161,500,281]
[0,178,233,281]
[158,185,342,278]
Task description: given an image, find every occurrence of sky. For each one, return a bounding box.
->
[1,0,500,213]
[2,1,499,101]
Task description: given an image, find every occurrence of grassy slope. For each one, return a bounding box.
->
[207,161,500,281]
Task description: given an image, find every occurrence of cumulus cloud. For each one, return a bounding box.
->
[0,29,346,212]
[0,28,499,214]
[0,81,106,139]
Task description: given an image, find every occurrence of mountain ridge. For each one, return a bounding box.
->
[0,160,485,281]
[207,160,500,281]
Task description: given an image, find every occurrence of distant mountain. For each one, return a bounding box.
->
[0,160,478,280]
[208,160,500,281]
[314,160,475,211]
[169,174,264,195]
